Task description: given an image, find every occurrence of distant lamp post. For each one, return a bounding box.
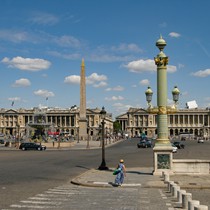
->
[77,127,80,143]
[98,106,109,170]
[16,123,20,149]
[145,35,180,175]
[86,121,90,149]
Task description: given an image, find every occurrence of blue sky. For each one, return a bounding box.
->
[0,0,210,119]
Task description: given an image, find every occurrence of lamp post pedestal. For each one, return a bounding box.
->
[153,145,173,175]
[98,160,109,170]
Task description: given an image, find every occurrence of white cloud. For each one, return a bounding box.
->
[112,103,131,115]
[105,85,124,91]
[64,73,108,88]
[8,97,21,101]
[86,73,107,84]
[29,12,59,25]
[1,56,51,71]
[48,51,81,60]
[111,43,143,53]
[167,65,177,73]
[132,84,137,88]
[64,75,80,84]
[53,35,82,48]
[0,30,28,43]
[169,32,181,38]
[178,63,184,69]
[88,54,134,63]
[12,78,31,87]
[105,96,124,101]
[140,79,150,86]
[191,69,210,77]
[88,73,108,88]
[125,59,177,73]
[34,89,55,98]
[125,59,156,73]
[93,81,107,88]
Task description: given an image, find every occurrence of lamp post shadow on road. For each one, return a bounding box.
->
[98,106,109,170]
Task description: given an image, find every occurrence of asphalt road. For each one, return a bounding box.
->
[0,138,210,209]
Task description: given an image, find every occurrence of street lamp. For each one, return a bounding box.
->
[145,86,153,108]
[98,106,109,170]
[145,35,180,175]
[77,127,80,143]
[172,85,180,105]
[86,121,90,149]
[16,123,20,149]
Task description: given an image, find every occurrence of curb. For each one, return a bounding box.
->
[70,169,167,189]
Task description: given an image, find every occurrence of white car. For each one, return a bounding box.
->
[198,139,204,143]
[171,143,178,153]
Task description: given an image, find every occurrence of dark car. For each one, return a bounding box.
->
[137,140,152,148]
[173,141,185,149]
[0,139,4,144]
[19,142,46,151]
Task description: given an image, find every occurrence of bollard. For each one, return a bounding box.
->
[169,182,176,194]
[172,185,180,198]
[177,190,186,203]
[194,205,208,210]
[182,192,192,209]
[171,184,177,196]
[164,173,170,182]
[167,181,174,192]
[188,200,200,210]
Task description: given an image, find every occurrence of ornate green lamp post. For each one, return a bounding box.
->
[145,36,180,175]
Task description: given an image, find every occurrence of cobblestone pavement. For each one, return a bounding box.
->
[2,183,174,210]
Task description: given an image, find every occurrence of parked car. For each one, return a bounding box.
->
[197,139,204,143]
[0,139,4,144]
[19,142,46,151]
[173,141,185,149]
[137,140,152,148]
[171,143,178,153]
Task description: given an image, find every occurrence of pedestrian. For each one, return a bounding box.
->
[115,159,126,186]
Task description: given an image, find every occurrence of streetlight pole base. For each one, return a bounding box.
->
[98,160,109,170]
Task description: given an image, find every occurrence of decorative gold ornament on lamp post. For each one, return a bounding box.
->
[145,36,180,175]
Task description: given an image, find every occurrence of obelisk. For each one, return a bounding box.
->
[79,59,87,140]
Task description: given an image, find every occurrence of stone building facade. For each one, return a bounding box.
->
[0,106,113,140]
[116,107,210,139]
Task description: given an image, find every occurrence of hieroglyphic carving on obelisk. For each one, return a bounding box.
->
[79,59,87,140]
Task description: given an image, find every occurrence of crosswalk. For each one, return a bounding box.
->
[2,185,81,210]
[2,184,175,210]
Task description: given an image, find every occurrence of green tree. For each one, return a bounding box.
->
[113,121,121,133]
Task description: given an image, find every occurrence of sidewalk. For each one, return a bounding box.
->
[0,138,123,150]
[71,167,166,188]
[71,167,210,189]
